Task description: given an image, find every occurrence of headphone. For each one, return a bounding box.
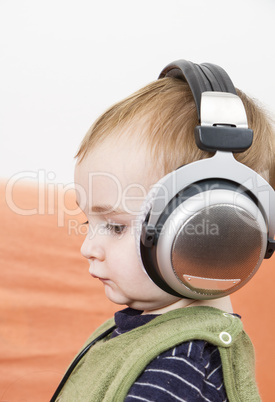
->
[138,59,275,300]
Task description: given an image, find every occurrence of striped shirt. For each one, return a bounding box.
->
[111,308,228,401]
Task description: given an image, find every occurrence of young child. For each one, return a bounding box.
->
[52,61,275,401]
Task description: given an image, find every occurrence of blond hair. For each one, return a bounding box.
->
[76,77,275,188]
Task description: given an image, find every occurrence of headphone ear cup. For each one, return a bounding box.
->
[155,186,267,299]
[138,175,269,300]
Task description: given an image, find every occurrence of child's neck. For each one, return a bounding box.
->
[142,296,233,315]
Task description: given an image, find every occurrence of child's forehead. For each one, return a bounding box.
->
[75,137,163,213]
[78,135,161,182]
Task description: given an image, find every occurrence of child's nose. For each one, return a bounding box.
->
[81,234,105,261]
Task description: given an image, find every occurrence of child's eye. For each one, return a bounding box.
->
[82,220,89,225]
[105,223,126,235]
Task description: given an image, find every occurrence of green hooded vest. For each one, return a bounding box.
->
[56,306,261,402]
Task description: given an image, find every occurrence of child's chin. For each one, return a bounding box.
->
[104,287,130,306]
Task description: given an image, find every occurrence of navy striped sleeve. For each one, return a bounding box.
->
[125,340,228,402]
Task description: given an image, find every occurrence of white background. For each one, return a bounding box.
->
[1,0,274,185]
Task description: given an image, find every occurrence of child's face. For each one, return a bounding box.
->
[74,138,181,312]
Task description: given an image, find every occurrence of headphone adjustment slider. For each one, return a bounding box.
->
[141,223,156,248]
[194,125,253,152]
[265,239,275,259]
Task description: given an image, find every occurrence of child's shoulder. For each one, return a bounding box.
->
[157,338,223,382]
[126,339,227,401]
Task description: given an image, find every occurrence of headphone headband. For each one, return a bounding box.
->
[158,60,236,121]
[159,60,252,153]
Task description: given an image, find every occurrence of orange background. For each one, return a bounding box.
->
[0,180,274,401]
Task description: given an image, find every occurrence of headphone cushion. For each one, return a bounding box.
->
[135,183,160,274]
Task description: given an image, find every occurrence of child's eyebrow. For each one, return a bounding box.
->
[75,200,129,215]
[91,204,128,215]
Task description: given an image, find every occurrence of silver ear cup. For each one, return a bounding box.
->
[139,152,275,299]
[156,189,267,299]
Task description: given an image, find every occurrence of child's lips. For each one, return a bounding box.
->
[90,272,110,282]
[89,266,107,280]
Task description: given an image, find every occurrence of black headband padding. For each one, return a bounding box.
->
[198,64,223,92]
[201,63,236,94]
[158,59,236,121]
[158,60,210,117]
